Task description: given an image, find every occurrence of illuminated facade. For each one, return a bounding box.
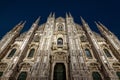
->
[0,13,120,80]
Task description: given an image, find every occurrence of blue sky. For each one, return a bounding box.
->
[0,0,120,39]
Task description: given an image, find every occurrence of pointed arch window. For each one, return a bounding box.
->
[103,49,112,58]
[17,72,27,80]
[57,38,63,45]
[116,72,120,79]
[7,48,17,58]
[92,72,102,80]
[27,48,35,58]
[85,48,92,58]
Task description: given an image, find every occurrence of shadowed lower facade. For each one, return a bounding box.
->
[0,13,120,80]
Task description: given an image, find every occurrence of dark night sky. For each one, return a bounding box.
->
[0,0,120,39]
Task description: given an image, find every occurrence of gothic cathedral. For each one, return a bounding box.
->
[0,13,120,80]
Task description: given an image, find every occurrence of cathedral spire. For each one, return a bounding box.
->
[66,12,68,18]
[80,16,87,25]
[52,12,55,18]
[34,16,40,24]
[96,21,112,35]
[95,21,104,33]
[11,21,23,32]
[17,21,23,25]
[21,21,26,26]
[80,17,93,34]
[98,22,109,32]
[69,12,72,17]
[0,21,25,58]
[49,12,52,17]
[80,16,91,30]
[15,21,26,32]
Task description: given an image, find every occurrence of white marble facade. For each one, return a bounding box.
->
[0,13,120,80]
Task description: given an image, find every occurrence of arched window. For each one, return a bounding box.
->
[7,48,17,58]
[103,49,112,57]
[0,72,3,77]
[57,38,63,45]
[116,72,120,79]
[17,72,27,80]
[27,48,35,58]
[85,49,92,58]
[92,72,102,80]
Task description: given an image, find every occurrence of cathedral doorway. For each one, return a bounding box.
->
[53,63,66,80]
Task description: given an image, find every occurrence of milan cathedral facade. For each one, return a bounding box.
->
[0,13,120,80]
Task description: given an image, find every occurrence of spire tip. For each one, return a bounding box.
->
[35,16,40,24]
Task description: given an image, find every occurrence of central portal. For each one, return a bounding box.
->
[53,63,66,80]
